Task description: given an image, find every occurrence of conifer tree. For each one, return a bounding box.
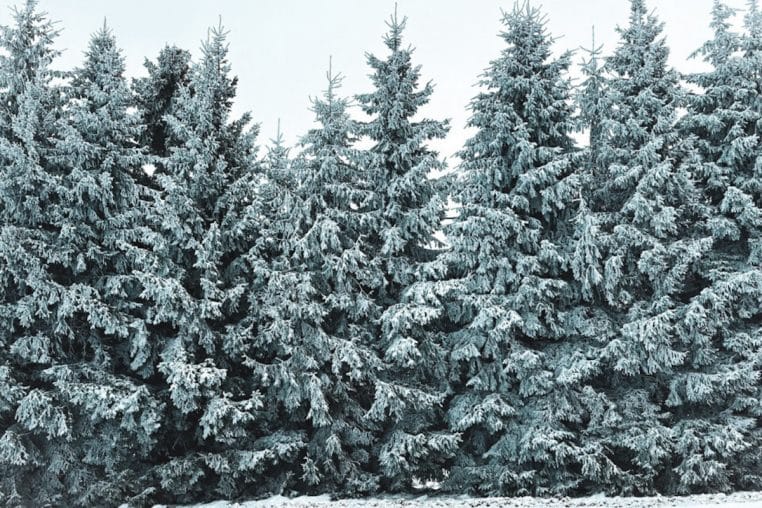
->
[355,10,459,490]
[439,5,613,495]
[674,0,762,492]
[577,0,710,493]
[0,2,69,504]
[2,0,762,502]
[576,27,610,204]
[267,65,386,495]
[141,23,301,503]
[33,23,166,505]
[573,29,610,302]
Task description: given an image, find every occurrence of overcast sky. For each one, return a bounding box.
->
[1,0,750,160]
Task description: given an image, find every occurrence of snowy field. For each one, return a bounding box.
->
[168,492,762,508]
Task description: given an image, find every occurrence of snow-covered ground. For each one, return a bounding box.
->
[164,491,762,508]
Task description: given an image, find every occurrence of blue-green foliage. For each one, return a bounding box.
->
[575,0,708,494]
[0,6,162,504]
[354,11,459,492]
[437,4,614,496]
[0,0,761,506]
[675,0,762,493]
[133,44,191,169]
[0,1,72,504]
[139,22,306,504]
[248,69,384,496]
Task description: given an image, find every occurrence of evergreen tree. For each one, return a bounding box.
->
[140,23,300,503]
[38,23,165,505]
[674,0,762,492]
[2,0,761,502]
[576,27,611,205]
[0,15,167,504]
[355,10,459,491]
[268,65,386,495]
[0,2,69,504]
[578,0,709,493]
[574,29,610,302]
[439,5,612,495]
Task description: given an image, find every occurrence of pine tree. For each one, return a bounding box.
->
[439,5,613,495]
[355,10,459,491]
[673,0,762,492]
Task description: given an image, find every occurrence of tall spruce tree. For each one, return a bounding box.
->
[576,27,611,204]
[269,65,387,495]
[577,0,710,494]
[0,2,70,505]
[140,23,301,503]
[355,10,459,491]
[439,5,614,495]
[573,29,610,303]
[35,23,165,506]
[674,0,762,492]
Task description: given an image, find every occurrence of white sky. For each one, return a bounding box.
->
[1,0,750,160]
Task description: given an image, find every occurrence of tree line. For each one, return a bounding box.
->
[0,0,760,505]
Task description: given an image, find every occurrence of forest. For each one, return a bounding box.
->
[0,0,760,506]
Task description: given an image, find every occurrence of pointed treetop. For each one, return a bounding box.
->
[500,2,552,38]
[710,0,736,31]
[7,0,61,51]
[82,18,122,67]
[630,0,648,21]
[275,118,283,145]
[265,118,290,182]
[190,18,238,129]
[89,18,115,49]
[505,1,544,19]
[17,0,39,19]
[268,119,289,159]
[745,0,762,36]
[581,25,604,64]
[383,3,407,51]
[325,55,344,105]
[497,2,556,65]
[201,16,231,61]
[2,0,61,78]
[689,0,738,65]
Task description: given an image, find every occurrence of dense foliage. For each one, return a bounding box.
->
[0,0,760,506]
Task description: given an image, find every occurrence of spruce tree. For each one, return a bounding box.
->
[268,65,386,495]
[38,23,165,506]
[355,10,459,491]
[0,2,69,504]
[141,23,300,503]
[674,0,762,492]
[578,0,709,493]
[574,29,610,303]
[439,5,613,495]
[576,27,611,205]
